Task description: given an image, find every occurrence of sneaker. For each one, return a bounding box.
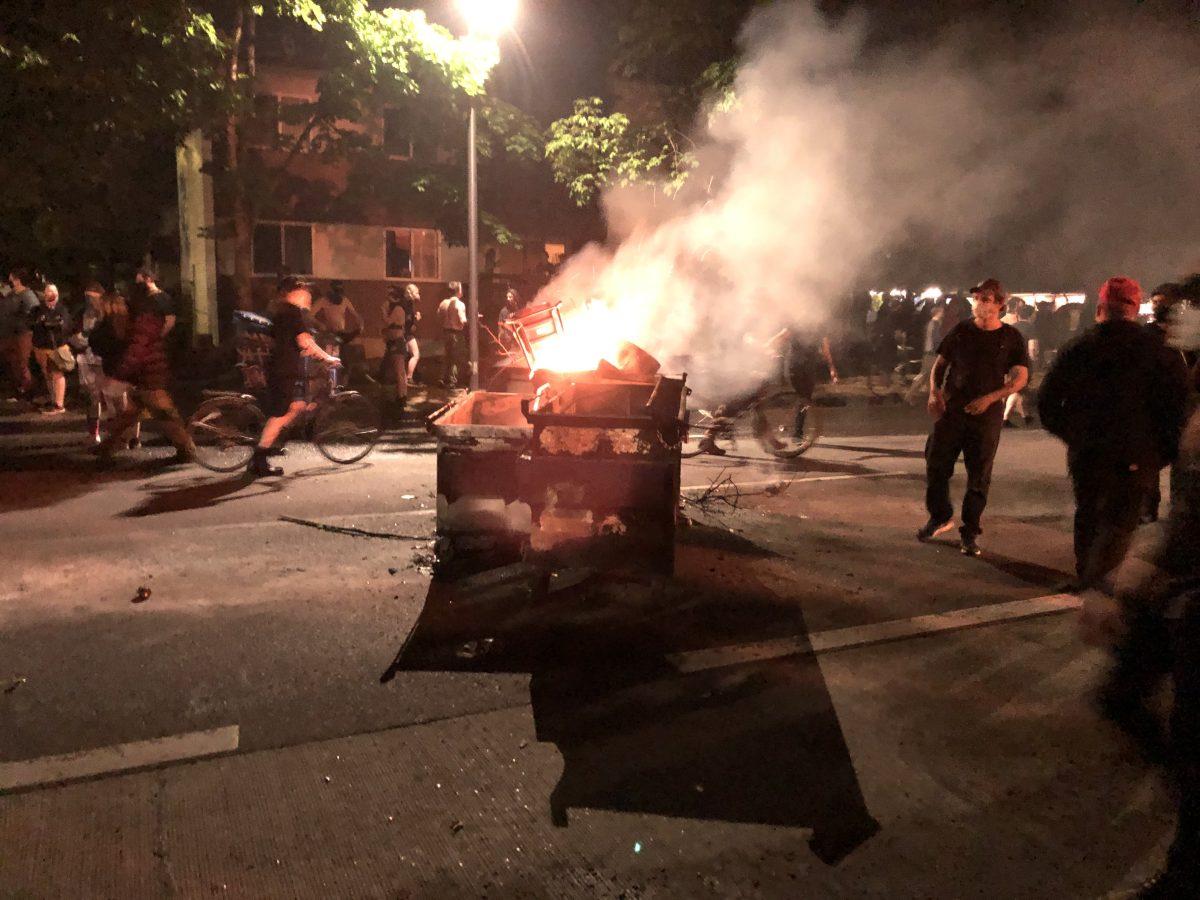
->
[960,538,982,557]
[1002,419,1017,429]
[916,518,954,542]
[249,450,283,478]
[40,405,66,416]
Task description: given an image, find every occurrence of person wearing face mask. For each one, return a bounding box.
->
[28,282,73,415]
[1,267,40,400]
[918,278,1031,557]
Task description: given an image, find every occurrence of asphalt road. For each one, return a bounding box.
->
[0,399,1178,897]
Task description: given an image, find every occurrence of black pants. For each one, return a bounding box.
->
[1070,458,1157,591]
[924,410,1003,540]
[442,329,464,387]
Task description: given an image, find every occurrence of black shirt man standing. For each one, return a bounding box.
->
[918,278,1030,557]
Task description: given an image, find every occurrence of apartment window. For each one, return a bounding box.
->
[248,94,312,148]
[386,228,440,280]
[253,223,313,276]
[382,109,414,159]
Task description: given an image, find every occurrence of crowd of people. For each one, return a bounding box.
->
[916,274,1199,896]
[0,265,193,463]
[0,266,524,466]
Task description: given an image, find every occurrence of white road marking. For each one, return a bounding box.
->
[670,593,1082,673]
[0,725,240,793]
[681,471,905,492]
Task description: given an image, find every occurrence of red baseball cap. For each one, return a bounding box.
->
[1099,276,1142,309]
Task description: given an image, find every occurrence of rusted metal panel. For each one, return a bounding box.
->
[517,374,687,576]
[427,392,534,573]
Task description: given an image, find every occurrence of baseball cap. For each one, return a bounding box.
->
[969,278,1007,301]
[1099,276,1142,308]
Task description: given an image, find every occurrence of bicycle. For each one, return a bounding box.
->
[187,360,381,473]
[682,383,823,460]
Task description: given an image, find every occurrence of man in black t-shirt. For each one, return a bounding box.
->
[918,278,1030,556]
[250,276,341,478]
[136,267,175,337]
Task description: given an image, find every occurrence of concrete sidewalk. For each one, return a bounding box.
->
[0,613,1173,899]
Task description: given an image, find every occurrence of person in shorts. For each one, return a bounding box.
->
[380,284,418,411]
[250,276,341,478]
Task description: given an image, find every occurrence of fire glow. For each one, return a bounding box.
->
[523,299,627,373]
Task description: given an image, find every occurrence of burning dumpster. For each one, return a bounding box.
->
[427,391,533,573]
[430,300,688,577]
[519,372,688,575]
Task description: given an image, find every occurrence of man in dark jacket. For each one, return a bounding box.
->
[1039,276,1189,593]
[96,285,195,464]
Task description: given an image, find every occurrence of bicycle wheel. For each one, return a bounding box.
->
[313,391,381,464]
[753,390,821,458]
[681,410,717,458]
[187,396,264,472]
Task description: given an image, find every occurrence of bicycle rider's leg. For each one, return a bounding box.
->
[252,378,307,476]
[258,402,306,451]
[140,388,196,458]
[789,368,817,438]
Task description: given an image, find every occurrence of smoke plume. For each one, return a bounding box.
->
[537,1,1200,394]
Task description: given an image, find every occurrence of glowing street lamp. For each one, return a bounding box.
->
[458,0,519,389]
[459,0,518,38]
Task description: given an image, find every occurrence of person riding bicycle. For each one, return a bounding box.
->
[250,276,341,478]
[696,324,837,455]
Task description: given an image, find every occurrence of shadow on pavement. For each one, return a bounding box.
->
[685,452,877,477]
[978,550,1073,591]
[816,442,928,460]
[0,451,194,513]
[383,523,880,865]
[119,462,370,517]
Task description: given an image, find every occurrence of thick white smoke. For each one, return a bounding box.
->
[536,1,1200,395]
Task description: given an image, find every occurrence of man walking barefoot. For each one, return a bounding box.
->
[918,278,1030,557]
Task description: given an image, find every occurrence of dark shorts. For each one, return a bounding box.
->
[264,377,306,417]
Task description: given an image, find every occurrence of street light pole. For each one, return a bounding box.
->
[458,0,517,391]
[467,100,480,390]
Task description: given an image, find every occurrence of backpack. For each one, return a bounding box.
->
[88,316,124,362]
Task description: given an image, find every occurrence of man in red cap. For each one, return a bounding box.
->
[1039,276,1189,592]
